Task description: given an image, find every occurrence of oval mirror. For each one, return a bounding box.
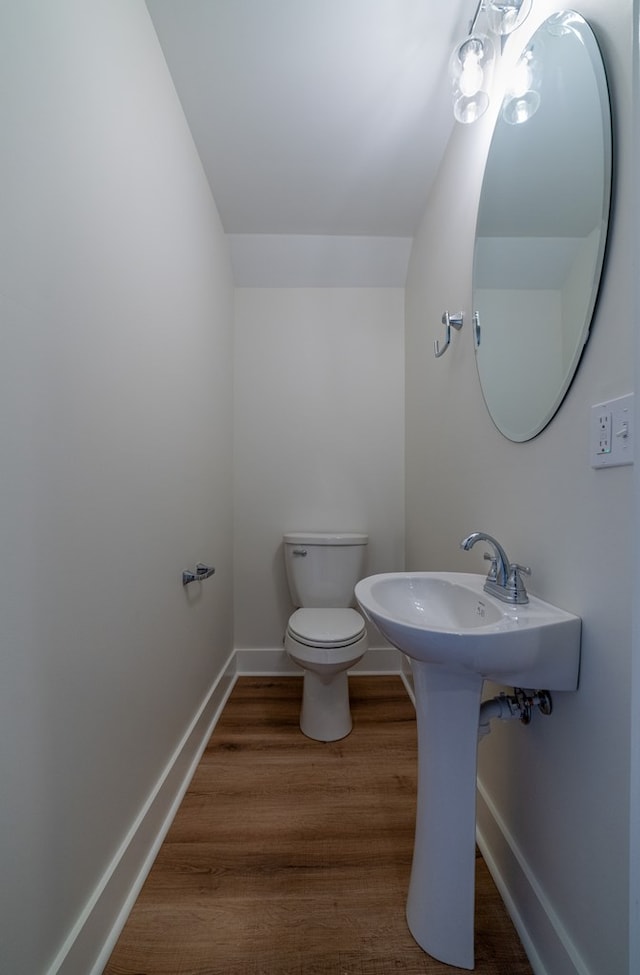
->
[473,11,612,442]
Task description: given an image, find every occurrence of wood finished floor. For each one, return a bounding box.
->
[104,676,533,975]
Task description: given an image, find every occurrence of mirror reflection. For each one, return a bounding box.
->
[473,11,612,442]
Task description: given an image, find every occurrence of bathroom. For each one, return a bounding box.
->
[0,1,637,973]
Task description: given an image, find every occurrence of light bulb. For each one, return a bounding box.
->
[502,90,540,124]
[449,34,494,124]
[457,38,486,97]
[509,54,533,98]
[502,39,544,124]
[460,53,483,96]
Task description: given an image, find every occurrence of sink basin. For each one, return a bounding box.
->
[354,570,582,968]
[355,571,581,690]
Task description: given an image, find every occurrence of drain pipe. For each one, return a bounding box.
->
[479,688,553,740]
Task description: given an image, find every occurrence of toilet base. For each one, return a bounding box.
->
[300,668,353,742]
[285,629,367,742]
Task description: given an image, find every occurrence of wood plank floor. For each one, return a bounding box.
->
[104,676,533,975]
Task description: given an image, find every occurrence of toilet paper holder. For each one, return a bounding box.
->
[182,563,216,586]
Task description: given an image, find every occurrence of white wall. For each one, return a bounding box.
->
[234,288,405,653]
[631,7,640,972]
[0,3,234,973]
[405,3,632,974]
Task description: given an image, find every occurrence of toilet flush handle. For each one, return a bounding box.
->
[292,548,307,556]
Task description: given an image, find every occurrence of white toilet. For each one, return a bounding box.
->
[283,531,369,742]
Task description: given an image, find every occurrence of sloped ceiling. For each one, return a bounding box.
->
[145,0,473,283]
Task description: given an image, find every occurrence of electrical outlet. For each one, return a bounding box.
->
[595,410,612,455]
[590,394,634,468]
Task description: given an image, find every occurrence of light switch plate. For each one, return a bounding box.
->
[590,394,634,468]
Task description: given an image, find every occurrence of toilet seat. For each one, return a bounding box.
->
[287,608,366,648]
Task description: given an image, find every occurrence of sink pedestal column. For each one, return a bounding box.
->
[406,661,483,970]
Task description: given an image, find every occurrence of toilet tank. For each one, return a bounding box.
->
[283,532,368,608]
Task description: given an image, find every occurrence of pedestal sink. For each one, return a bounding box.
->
[354,571,581,970]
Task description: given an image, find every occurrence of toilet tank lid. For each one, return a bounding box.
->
[283,532,368,545]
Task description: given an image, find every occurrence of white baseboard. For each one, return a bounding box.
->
[234,646,301,675]
[399,654,415,703]
[476,779,590,975]
[234,644,404,675]
[52,646,405,975]
[351,645,404,673]
[49,651,237,975]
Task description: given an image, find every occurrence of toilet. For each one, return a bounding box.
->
[283,531,369,742]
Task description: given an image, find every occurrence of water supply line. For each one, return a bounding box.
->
[479,688,552,740]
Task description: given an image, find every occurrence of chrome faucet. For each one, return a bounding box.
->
[460,532,530,605]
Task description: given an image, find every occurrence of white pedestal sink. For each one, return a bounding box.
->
[355,571,581,970]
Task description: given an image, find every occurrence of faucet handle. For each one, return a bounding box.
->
[506,563,531,604]
[483,552,498,581]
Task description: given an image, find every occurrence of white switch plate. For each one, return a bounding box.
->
[590,393,634,468]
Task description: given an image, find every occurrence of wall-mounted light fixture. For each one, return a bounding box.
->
[450,0,533,124]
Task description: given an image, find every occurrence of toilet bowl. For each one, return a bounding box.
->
[285,607,367,741]
[283,533,369,742]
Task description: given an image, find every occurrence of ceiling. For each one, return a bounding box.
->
[145,0,473,283]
